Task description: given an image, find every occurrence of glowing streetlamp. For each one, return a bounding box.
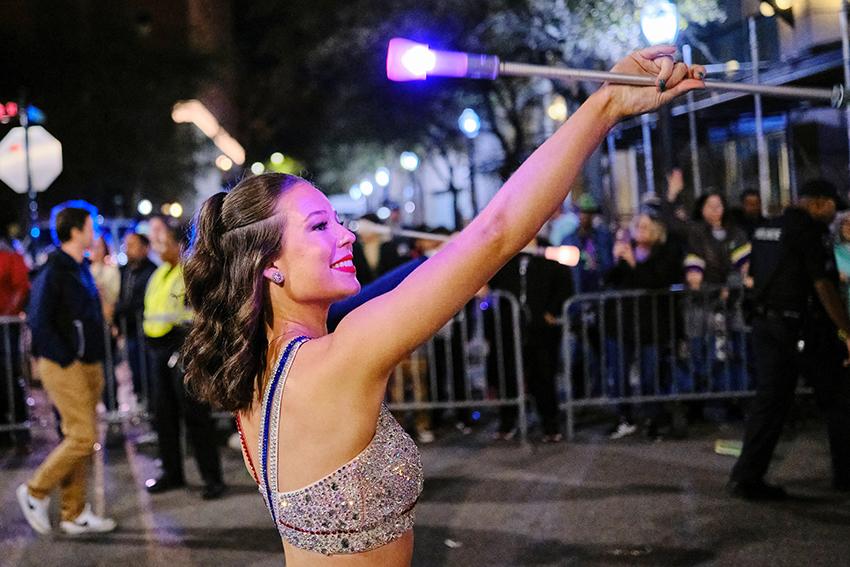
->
[400,151,419,172]
[375,167,390,187]
[349,184,363,200]
[360,180,374,196]
[251,162,265,175]
[137,199,153,216]
[458,108,481,216]
[641,0,679,45]
[270,152,284,165]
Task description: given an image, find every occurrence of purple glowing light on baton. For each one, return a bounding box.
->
[386,37,498,82]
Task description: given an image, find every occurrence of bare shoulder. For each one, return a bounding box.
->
[280,335,385,431]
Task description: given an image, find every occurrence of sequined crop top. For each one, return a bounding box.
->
[248,336,424,556]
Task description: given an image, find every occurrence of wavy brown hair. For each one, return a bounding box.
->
[182,173,304,411]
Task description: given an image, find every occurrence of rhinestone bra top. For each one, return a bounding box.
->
[257,336,424,556]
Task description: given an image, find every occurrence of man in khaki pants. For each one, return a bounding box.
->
[17,206,116,535]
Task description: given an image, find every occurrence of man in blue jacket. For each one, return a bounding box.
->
[17,207,117,535]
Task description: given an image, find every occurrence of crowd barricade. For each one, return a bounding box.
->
[384,290,528,444]
[559,285,754,440]
[0,316,32,434]
[99,296,529,444]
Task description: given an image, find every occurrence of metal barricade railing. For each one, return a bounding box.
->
[0,316,32,434]
[385,290,528,444]
[12,292,530,443]
[560,286,754,440]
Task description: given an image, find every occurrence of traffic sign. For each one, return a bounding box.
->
[0,125,63,194]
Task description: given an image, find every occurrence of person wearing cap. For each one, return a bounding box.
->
[728,178,850,500]
[562,194,614,294]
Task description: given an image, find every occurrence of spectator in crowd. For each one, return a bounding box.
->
[146,215,169,265]
[89,236,120,322]
[655,167,691,254]
[487,235,573,442]
[834,212,850,313]
[684,192,751,392]
[17,207,117,535]
[562,194,614,400]
[0,219,31,451]
[143,223,225,499]
[562,194,614,294]
[685,192,751,290]
[114,232,157,401]
[729,188,766,239]
[604,213,683,439]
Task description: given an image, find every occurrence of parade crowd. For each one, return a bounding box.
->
[2,168,849,533]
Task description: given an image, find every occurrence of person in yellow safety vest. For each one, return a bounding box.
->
[143,221,225,500]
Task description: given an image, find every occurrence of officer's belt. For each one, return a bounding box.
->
[754,305,802,320]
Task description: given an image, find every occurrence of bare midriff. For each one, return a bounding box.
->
[281,529,414,566]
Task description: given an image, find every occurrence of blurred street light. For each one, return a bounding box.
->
[376,206,391,220]
[375,167,390,187]
[169,202,184,218]
[458,108,481,139]
[641,0,679,45]
[547,95,568,122]
[137,199,153,216]
[404,201,416,214]
[251,162,265,175]
[172,100,245,165]
[349,184,363,200]
[400,151,419,172]
[759,2,775,17]
[458,108,480,216]
[215,155,233,171]
[360,180,374,196]
[270,152,284,165]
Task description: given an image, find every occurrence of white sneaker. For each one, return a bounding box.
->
[59,504,117,535]
[16,483,51,535]
[609,421,638,440]
[417,430,436,444]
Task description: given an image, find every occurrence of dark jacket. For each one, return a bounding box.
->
[489,250,573,331]
[604,241,683,344]
[28,249,105,366]
[114,257,157,336]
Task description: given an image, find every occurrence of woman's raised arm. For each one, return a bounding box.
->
[328,46,704,382]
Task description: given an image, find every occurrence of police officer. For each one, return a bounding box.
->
[728,179,850,499]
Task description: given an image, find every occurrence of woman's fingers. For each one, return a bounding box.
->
[690,64,707,81]
[655,55,675,91]
[636,44,677,61]
[665,62,690,90]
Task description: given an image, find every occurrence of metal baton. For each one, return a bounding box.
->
[387,38,845,108]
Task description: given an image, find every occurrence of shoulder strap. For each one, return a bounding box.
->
[258,335,309,524]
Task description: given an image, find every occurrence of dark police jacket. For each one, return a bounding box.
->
[750,207,837,316]
[114,257,157,337]
[28,249,106,367]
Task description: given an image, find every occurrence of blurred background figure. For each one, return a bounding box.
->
[0,217,31,452]
[114,233,157,405]
[143,223,224,500]
[605,213,683,439]
[89,236,120,324]
[729,189,766,239]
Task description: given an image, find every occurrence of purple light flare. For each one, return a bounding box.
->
[387,37,482,82]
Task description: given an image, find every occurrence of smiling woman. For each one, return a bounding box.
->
[182,46,704,567]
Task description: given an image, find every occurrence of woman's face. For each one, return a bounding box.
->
[276,183,360,304]
[702,195,724,227]
[91,237,107,263]
[634,215,659,247]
